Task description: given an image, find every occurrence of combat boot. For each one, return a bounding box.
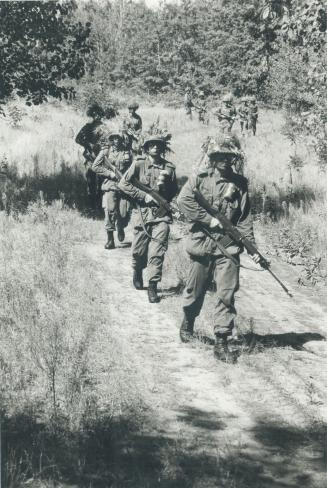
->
[179,311,195,343]
[147,281,160,303]
[117,226,125,243]
[104,231,115,250]
[133,268,143,290]
[214,335,232,363]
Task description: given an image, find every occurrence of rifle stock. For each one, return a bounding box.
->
[130,176,172,218]
[193,188,293,298]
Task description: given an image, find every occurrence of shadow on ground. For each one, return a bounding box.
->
[195,331,325,352]
[3,408,327,487]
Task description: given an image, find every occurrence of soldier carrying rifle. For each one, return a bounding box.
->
[119,128,178,304]
[92,131,132,250]
[177,134,261,362]
[123,101,143,154]
[214,94,237,133]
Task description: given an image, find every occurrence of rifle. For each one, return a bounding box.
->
[130,176,172,219]
[193,188,293,298]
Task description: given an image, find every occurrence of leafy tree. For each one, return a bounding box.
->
[0,1,91,105]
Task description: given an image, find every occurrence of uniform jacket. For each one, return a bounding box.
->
[177,167,255,257]
[118,155,178,225]
[92,146,132,192]
[238,104,249,121]
[75,121,105,162]
[124,113,142,134]
[214,105,237,122]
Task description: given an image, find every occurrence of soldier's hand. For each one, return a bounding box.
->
[209,217,223,229]
[145,194,156,205]
[109,171,118,180]
[251,253,261,265]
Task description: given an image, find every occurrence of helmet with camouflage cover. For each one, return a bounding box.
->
[128,101,139,110]
[142,121,172,152]
[222,93,234,103]
[206,133,241,157]
[86,102,105,118]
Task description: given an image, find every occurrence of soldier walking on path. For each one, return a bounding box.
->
[196,91,208,125]
[92,131,132,250]
[238,96,249,134]
[248,96,258,136]
[75,103,107,210]
[177,134,260,362]
[123,102,142,154]
[214,94,237,133]
[119,130,178,304]
[184,87,194,120]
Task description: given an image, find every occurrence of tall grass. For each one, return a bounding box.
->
[0,201,149,486]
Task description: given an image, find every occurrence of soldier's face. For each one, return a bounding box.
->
[111,136,120,148]
[129,108,135,115]
[212,154,233,173]
[147,142,163,157]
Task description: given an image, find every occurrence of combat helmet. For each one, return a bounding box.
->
[222,93,234,103]
[206,133,241,157]
[86,102,105,118]
[142,121,172,152]
[128,101,139,110]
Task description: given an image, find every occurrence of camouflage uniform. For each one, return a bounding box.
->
[124,103,142,153]
[177,156,254,338]
[238,98,249,134]
[119,153,178,284]
[92,138,132,237]
[75,119,106,208]
[214,102,237,133]
[184,91,193,119]
[248,98,258,136]
[0,160,8,211]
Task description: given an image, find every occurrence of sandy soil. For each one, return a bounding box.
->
[85,226,327,488]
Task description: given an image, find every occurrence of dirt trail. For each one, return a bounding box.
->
[86,229,327,488]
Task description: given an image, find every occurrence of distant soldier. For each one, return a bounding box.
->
[247,96,258,136]
[92,132,132,249]
[196,91,208,124]
[119,131,178,303]
[184,87,194,120]
[0,158,8,211]
[238,96,249,134]
[75,103,106,209]
[177,134,260,362]
[214,93,237,133]
[123,102,142,153]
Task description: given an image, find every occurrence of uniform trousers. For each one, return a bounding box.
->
[132,221,170,283]
[183,253,240,336]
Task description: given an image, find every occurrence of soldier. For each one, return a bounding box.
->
[214,94,237,133]
[184,87,194,120]
[75,103,106,210]
[248,96,258,136]
[118,132,178,303]
[196,91,208,125]
[92,132,132,249]
[177,134,260,362]
[238,96,249,134]
[124,102,142,153]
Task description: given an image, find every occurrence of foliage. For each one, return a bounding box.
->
[0,1,91,105]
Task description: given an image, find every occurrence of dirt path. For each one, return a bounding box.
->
[86,229,327,488]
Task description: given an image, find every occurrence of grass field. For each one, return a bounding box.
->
[1,99,327,486]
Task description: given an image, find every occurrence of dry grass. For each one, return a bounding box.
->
[1,99,327,486]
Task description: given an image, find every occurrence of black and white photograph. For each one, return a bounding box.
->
[0,0,327,486]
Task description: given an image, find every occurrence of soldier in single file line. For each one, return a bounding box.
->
[119,129,178,304]
[177,133,260,362]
